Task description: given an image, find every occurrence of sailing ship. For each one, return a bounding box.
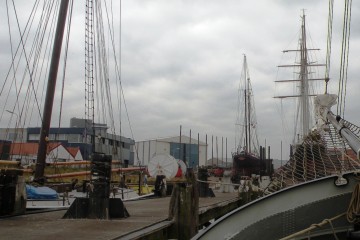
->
[231,55,273,183]
[194,4,360,239]
[272,10,329,186]
[0,0,143,215]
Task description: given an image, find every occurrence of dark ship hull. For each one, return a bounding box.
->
[231,151,273,184]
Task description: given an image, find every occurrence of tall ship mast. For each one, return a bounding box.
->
[236,55,259,156]
[34,0,70,182]
[275,11,326,146]
[232,55,272,180]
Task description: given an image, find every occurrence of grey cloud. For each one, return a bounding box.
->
[1,0,359,161]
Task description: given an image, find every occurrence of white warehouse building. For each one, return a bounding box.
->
[135,135,208,168]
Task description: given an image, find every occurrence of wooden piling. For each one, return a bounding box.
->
[168,168,199,240]
[0,169,26,216]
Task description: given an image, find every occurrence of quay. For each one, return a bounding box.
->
[0,192,241,240]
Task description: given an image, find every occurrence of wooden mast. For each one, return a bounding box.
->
[34,0,70,181]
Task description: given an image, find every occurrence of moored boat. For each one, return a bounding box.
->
[231,55,273,190]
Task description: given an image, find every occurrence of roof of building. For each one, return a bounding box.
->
[10,142,38,155]
[137,135,207,145]
[47,142,62,152]
[10,142,71,155]
[67,147,81,157]
[26,127,134,144]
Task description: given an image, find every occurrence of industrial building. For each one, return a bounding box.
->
[0,117,134,165]
[135,136,207,168]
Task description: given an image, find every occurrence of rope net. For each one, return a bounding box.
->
[267,118,360,193]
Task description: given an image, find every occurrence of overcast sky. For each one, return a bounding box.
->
[0,0,359,162]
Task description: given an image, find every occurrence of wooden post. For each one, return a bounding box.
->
[168,168,199,240]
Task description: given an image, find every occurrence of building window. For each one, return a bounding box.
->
[29,134,39,141]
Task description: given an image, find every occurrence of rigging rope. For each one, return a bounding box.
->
[118,0,125,163]
[2,1,64,135]
[2,0,41,126]
[337,0,352,118]
[324,0,334,94]
[52,0,74,179]
[280,213,344,240]
[27,1,58,127]
[58,0,74,130]
[104,0,124,162]
[1,0,39,97]
[347,183,360,223]
[11,0,45,122]
[94,0,137,165]
[85,0,95,158]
